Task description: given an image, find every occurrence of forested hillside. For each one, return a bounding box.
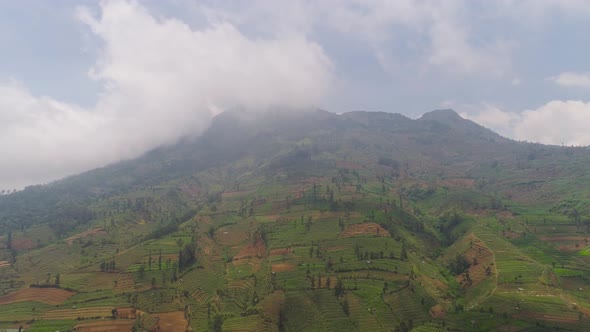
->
[1,109,590,331]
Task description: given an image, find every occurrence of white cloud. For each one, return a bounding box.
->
[462,101,590,146]
[550,72,590,88]
[0,0,333,189]
[330,1,513,76]
[198,0,514,76]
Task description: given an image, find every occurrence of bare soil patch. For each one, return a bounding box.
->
[234,236,266,261]
[74,320,134,332]
[114,273,135,293]
[340,222,390,238]
[539,236,588,251]
[153,311,188,332]
[11,238,36,250]
[0,287,75,305]
[260,290,285,322]
[440,178,475,189]
[0,260,10,268]
[503,231,522,239]
[272,263,296,272]
[180,183,202,200]
[430,304,446,318]
[456,234,495,288]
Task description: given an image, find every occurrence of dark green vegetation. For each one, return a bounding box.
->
[2,109,590,331]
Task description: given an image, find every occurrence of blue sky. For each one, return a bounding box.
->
[2,0,590,189]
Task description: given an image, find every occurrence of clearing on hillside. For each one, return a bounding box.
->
[340,222,390,238]
[152,311,188,332]
[233,236,266,261]
[272,263,296,272]
[0,287,75,305]
[11,238,35,250]
[65,227,107,245]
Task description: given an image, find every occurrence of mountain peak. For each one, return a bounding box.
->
[419,109,462,122]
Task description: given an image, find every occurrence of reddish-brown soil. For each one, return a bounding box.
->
[270,247,293,256]
[539,236,589,251]
[74,320,134,332]
[0,287,75,305]
[233,236,266,261]
[11,238,36,250]
[430,304,446,318]
[152,311,188,332]
[115,307,137,319]
[456,234,495,288]
[272,263,296,272]
[114,273,135,293]
[503,231,522,239]
[340,222,390,238]
[180,183,202,200]
[260,290,285,321]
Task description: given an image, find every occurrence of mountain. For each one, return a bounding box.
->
[1,109,590,331]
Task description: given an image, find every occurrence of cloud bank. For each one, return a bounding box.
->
[550,72,590,88]
[463,101,590,146]
[0,0,332,189]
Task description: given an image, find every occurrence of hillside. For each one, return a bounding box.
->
[1,109,590,331]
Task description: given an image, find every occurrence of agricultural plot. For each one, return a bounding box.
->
[0,287,74,305]
[41,306,115,320]
[74,320,134,332]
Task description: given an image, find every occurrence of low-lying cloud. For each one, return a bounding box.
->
[0,0,333,189]
[462,101,590,146]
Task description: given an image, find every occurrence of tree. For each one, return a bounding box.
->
[55,273,60,287]
[400,245,408,261]
[342,300,350,316]
[212,314,223,332]
[148,250,152,270]
[335,280,345,297]
[158,249,162,270]
[138,265,145,279]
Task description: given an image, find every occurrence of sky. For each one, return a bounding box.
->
[2,0,590,190]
